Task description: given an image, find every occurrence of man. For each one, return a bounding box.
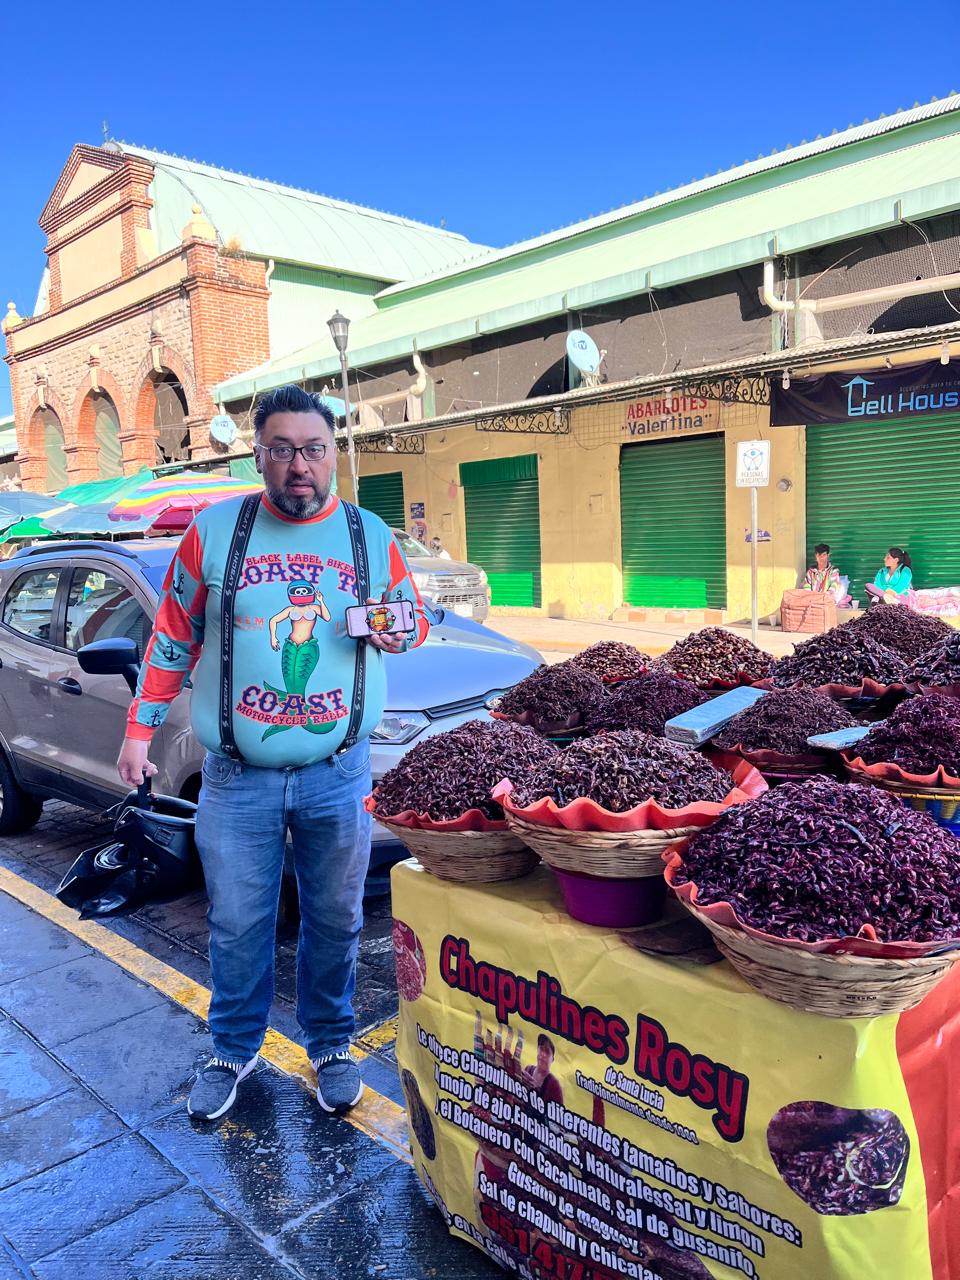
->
[117,385,429,1121]
[522,1034,563,1107]
[801,543,843,603]
[430,535,452,560]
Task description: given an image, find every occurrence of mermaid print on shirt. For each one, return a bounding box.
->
[126,494,431,769]
[263,580,334,739]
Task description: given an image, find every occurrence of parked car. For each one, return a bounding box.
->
[392,529,491,623]
[0,541,541,872]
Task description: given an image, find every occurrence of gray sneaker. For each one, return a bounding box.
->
[187,1055,258,1120]
[313,1049,364,1113]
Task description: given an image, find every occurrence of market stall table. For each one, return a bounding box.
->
[392,861,960,1280]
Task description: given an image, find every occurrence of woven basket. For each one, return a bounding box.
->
[678,906,960,1018]
[505,813,696,878]
[376,817,538,883]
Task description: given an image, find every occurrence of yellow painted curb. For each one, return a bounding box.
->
[357,1015,398,1054]
[0,867,410,1164]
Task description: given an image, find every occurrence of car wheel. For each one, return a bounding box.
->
[0,753,43,835]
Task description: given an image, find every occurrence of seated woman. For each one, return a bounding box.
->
[866,548,913,602]
[801,543,844,603]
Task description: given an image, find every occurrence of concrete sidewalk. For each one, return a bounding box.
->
[0,886,499,1280]
[489,613,801,663]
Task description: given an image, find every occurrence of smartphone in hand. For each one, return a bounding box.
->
[345,598,416,638]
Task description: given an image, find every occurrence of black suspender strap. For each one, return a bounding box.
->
[340,500,371,753]
[218,492,261,760]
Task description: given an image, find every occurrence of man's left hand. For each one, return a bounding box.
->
[364,597,410,654]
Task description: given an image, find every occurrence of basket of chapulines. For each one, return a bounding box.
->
[493,731,765,928]
[567,640,650,685]
[768,626,912,715]
[844,602,953,664]
[712,686,857,784]
[585,670,708,737]
[907,629,960,701]
[489,660,604,742]
[842,693,960,834]
[365,720,558,882]
[655,627,775,689]
[665,777,960,1017]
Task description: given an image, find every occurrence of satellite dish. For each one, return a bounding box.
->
[209,414,238,445]
[566,330,601,376]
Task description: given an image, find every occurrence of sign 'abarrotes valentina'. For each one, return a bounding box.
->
[770,360,960,425]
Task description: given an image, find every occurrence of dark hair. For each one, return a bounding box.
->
[537,1034,555,1057]
[814,543,830,556]
[888,547,912,569]
[253,385,335,438]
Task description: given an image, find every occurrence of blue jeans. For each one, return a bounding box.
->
[195,741,372,1062]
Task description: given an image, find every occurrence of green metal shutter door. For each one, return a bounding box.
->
[620,435,727,608]
[460,454,542,607]
[806,413,960,593]
[357,471,405,530]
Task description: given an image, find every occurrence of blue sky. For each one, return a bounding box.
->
[2,0,959,419]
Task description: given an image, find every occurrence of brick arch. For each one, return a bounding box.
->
[73,374,127,480]
[130,344,197,431]
[71,370,129,453]
[25,404,69,491]
[19,387,71,447]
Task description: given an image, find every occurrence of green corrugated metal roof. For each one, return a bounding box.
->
[110,143,490,284]
[215,110,960,404]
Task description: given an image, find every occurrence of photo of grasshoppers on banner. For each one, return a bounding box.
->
[391,862,960,1280]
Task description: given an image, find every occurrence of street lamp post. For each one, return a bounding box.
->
[327,311,357,503]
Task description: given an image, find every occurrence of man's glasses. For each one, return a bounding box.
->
[256,443,328,463]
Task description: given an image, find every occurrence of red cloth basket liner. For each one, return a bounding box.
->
[916,682,960,701]
[722,742,827,771]
[841,752,960,790]
[755,676,911,700]
[491,749,766,833]
[664,843,960,959]
[363,791,509,833]
[489,708,587,736]
[661,669,765,692]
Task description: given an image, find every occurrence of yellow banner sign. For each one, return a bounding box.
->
[393,861,958,1280]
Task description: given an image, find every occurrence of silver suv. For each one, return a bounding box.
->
[393,530,491,623]
[0,540,540,848]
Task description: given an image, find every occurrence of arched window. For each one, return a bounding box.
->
[151,372,190,463]
[28,407,68,492]
[89,391,122,478]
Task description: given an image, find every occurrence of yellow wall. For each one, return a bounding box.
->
[58,214,124,304]
[339,392,807,621]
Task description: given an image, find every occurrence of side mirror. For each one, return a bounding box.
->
[78,637,141,695]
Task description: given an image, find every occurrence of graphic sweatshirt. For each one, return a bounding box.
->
[126,494,429,767]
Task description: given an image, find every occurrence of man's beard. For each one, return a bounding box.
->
[265,478,329,520]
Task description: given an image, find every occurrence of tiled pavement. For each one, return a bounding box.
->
[0,804,502,1278]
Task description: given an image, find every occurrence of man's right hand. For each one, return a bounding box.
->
[117,738,159,788]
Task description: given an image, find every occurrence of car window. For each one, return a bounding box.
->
[65,568,151,655]
[392,529,430,558]
[2,569,61,644]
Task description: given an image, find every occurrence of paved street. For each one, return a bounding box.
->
[0,802,501,1279]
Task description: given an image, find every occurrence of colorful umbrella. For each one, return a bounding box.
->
[55,469,155,508]
[42,501,154,536]
[108,472,262,525]
[0,491,65,533]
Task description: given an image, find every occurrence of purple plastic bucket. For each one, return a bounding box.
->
[551,867,667,928]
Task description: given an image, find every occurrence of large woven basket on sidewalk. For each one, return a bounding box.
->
[842,754,960,834]
[365,794,539,883]
[504,813,695,878]
[682,908,960,1018]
